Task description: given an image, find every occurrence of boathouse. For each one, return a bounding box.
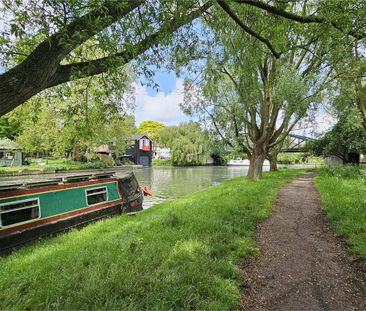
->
[123,134,153,167]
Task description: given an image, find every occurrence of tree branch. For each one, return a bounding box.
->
[205,107,234,149]
[236,0,366,40]
[0,1,212,115]
[216,0,281,58]
[0,0,145,116]
[237,0,323,23]
[48,2,213,88]
[28,0,145,66]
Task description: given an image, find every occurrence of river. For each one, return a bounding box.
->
[121,166,269,208]
[0,165,302,209]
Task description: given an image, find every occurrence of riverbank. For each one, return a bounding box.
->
[315,166,366,259]
[0,158,109,174]
[0,159,143,177]
[152,158,172,166]
[0,169,303,310]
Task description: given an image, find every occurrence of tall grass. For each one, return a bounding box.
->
[323,164,366,179]
[0,169,303,310]
[315,166,366,259]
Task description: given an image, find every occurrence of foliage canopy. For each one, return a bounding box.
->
[160,122,212,166]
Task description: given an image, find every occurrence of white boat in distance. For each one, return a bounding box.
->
[228,159,270,166]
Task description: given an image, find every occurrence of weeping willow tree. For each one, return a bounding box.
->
[183,1,331,179]
[159,122,212,166]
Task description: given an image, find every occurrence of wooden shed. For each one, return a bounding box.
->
[0,139,23,167]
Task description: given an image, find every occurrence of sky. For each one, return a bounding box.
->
[134,70,193,127]
[133,69,336,136]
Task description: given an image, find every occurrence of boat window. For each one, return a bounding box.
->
[86,187,108,205]
[0,199,40,227]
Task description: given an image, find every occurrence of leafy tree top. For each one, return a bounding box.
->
[159,121,212,166]
[137,120,165,145]
[0,0,365,116]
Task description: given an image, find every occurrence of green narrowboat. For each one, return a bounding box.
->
[0,171,143,253]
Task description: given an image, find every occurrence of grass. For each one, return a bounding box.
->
[152,158,172,166]
[0,169,303,310]
[0,158,109,173]
[315,165,366,259]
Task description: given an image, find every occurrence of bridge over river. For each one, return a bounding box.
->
[282,134,315,153]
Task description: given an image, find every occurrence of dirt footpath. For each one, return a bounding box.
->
[239,172,366,311]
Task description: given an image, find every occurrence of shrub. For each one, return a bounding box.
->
[98,154,115,167]
[277,153,303,164]
[321,164,366,179]
[80,161,110,169]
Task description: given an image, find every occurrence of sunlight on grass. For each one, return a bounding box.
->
[0,169,303,310]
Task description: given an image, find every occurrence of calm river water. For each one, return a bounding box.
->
[0,165,305,209]
[119,166,269,208]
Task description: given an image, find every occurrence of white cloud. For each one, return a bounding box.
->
[134,79,190,126]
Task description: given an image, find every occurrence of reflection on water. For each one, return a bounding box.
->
[120,166,269,209]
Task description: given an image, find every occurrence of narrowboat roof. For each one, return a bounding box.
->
[0,170,133,191]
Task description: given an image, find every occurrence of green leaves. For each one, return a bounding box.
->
[311,107,366,161]
[137,120,166,146]
[273,65,308,115]
[160,122,212,166]
[12,66,136,156]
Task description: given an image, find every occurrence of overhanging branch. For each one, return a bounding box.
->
[237,0,323,23]
[217,0,281,59]
[49,2,213,88]
[236,0,366,40]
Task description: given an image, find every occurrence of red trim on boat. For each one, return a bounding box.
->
[0,199,123,236]
[0,178,118,199]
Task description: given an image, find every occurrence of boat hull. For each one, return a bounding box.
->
[0,201,122,254]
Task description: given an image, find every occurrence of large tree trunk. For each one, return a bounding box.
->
[268,149,280,171]
[247,146,266,180]
[269,153,278,171]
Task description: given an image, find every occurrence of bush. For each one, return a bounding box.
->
[277,153,303,164]
[277,153,324,166]
[321,164,366,179]
[97,154,115,167]
[121,158,135,165]
[80,161,110,169]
